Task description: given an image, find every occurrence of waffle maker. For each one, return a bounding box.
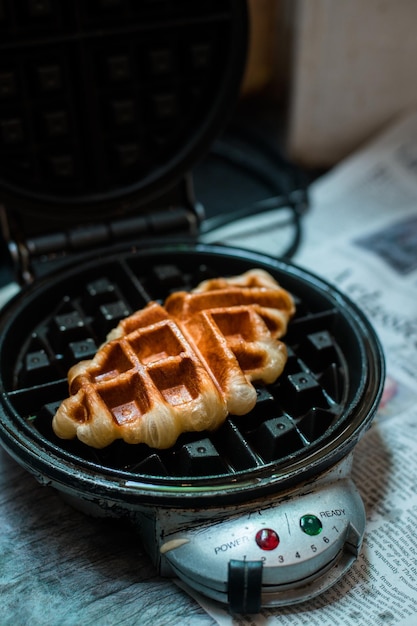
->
[0,0,385,615]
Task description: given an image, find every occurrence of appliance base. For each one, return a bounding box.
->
[60,454,365,613]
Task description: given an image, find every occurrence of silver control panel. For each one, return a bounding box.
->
[157,470,365,613]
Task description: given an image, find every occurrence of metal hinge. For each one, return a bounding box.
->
[0,201,205,285]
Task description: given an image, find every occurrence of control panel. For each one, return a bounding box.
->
[159,477,365,613]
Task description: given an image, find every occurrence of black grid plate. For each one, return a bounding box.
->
[0,0,247,218]
[0,243,385,504]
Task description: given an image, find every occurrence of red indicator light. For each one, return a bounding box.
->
[255,528,280,551]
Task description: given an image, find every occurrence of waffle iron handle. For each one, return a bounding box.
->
[228,559,263,614]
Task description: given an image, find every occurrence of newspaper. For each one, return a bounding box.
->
[197,109,417,625]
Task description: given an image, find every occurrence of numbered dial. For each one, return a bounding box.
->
[259,509,349,585]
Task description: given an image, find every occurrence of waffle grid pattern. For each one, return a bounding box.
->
[8,258,346,479]
[0,0,241,201]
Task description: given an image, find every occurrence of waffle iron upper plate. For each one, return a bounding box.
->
[0,0,248,221]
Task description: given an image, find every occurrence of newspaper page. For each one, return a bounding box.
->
[197,109,417,625]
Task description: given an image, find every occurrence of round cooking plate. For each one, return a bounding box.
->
[0,1,247,219]
[0,243,384,506]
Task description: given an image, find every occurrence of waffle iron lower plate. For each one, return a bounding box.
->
[0,242,384,504]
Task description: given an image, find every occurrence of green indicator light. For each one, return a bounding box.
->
[300,514,322,536]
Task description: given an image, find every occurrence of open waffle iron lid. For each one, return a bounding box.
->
[0,1,248,233]
[0,242,385,506]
